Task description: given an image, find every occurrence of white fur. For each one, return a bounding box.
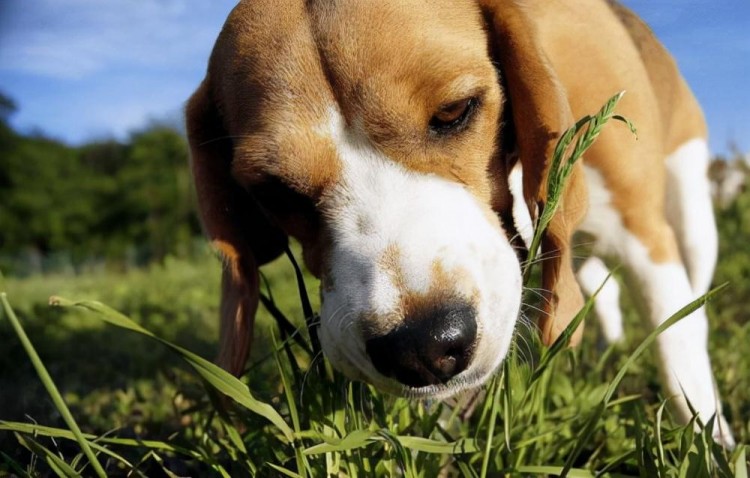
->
[580,153,734,446]
[317,109,523,398]
[576,256,624,344]
[579,166,622,256]
[508,161,534,249]
[664,138,717,296]
[577,167,625,344]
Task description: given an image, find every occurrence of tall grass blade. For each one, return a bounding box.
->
[14,433,79,478]
[273,334,310,478]
[395,436,478,454]
[267,463,304,478]
[517,465,594,477]
[480,371,503,478]
[285,247,321,355]
[529,283,595,383]
[560,283,728,476]
[655,400,668,468]
[1,451,30,478]
[605,283,726,404]
[0,421,203,460]
[49,296,295,442]
[303,430,377,455]
[502,356,513,450]
[735,446,747,478]
[2,419,235,475]
[0,292,107,478]
[524,91,635,281]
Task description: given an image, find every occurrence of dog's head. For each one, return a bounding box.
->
[187,0,586,397]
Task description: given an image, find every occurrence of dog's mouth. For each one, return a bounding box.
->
[384,366,494,400]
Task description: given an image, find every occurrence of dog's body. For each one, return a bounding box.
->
[187,0,732,445]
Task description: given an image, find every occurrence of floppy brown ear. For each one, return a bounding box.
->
[480,0,588,345]
[186,78,287,376]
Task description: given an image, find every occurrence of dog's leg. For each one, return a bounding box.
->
[664,138,718,296]
[617,224,734,447]
[582,157,733,446]
[576,256,624,344]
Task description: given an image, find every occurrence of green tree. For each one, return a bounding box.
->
[108,125,200,263]
[0,93,201,274]
[0,134,98,262]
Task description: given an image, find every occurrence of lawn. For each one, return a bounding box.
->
[1,224,748,476]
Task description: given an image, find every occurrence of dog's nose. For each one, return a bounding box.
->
[365,303,477,387]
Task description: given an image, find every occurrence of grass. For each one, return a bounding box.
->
[2,259,747,476]
[1,94,749,476]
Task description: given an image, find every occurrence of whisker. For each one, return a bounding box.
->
[300,349,327,403]
[520,301,551,318]
[522,287,554,309]
[522,286,551,300]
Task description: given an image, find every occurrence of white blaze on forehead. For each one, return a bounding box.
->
[317,108,523,396]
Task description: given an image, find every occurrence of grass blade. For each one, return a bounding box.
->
[735,446,747,478]
[273,334,309,478]
[517,466,594,477]
[0,419,230,473]
[14,433,79,478]
[49,296,295,442]
[267,462,304,478]
[0,292,107,478]
[396,436,478,454]
[524,91,634,280]
[480,372,503,478]
[560,283,728,476]
[1,421,185,453]
[303,430,377,455]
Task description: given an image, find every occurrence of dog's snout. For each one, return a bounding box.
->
[365,303,477,387]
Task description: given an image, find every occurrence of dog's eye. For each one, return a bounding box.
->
[429,97,478,135]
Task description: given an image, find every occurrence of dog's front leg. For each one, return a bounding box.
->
[618,226,734,448]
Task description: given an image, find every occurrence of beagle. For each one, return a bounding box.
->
[187,0,733,445]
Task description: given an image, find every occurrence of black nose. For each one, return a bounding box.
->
[365,303,477,387]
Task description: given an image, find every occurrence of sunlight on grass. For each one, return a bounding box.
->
[1,94,747,476]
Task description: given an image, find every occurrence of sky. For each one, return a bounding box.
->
[0,0,748,157]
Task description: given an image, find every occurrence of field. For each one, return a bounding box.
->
[1,203,749,476]
[1,106,749,476]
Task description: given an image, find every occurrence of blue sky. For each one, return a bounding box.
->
[0,0,748,156]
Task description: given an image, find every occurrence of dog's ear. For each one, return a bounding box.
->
[186,78,287,376]
[481,0,588,345]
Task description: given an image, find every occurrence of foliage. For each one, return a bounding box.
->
[2,253,748,476]
[0,95,201,275]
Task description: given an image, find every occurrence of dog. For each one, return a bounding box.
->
[186,0,733,445]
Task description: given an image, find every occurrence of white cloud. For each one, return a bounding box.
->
[1,0,747,155]
[0,0,236,80]
[0,0,237,143]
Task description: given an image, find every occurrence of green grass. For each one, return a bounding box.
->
[2,252,748,476]
[1,95,749,476]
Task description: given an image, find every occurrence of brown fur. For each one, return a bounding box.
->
[480,0,589,344]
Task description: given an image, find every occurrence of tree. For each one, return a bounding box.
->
[0,93,202,273]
